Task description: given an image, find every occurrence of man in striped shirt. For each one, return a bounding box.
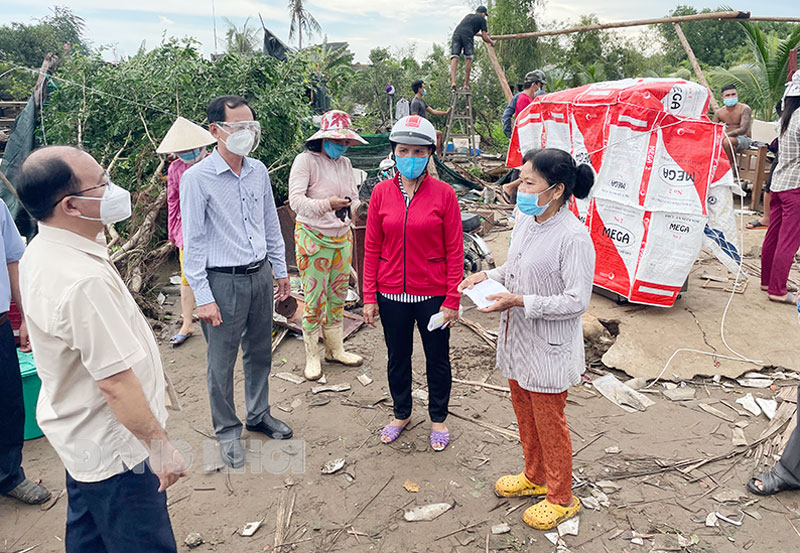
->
[180,96,292,468]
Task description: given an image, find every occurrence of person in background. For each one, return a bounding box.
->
[156,117,216,347]
[713,84,753,169]
[459,148,596,531]
[747,100,783,230]
[450,5,496,91]
[15,146,186,551]
[288,110,367,381]
[363,115,463,451]
[501,70,548,202]
[180,96,292,468]
[0,200,51,506]
[410,80,450,156]
[760,70,800,304]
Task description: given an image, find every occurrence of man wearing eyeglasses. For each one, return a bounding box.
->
[180,95,293,468]
[15,146,186,552]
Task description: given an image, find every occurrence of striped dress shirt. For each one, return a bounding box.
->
[486,206,595,394]
[180,149,287,306]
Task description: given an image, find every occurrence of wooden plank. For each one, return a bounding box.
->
[493,10,751,40]
[750,145,768,211]
[484,43,513,102]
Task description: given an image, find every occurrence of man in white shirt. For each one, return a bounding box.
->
[15,145,186,553]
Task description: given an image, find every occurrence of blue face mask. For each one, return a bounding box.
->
[395,156,429,180]
[517,184,556,217]
[323,141,349,159]
[723,97,738,107]
[422,88,427,97]
[177,148,203,163]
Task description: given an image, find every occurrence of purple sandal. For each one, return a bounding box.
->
[430,430,451,452]
[380,421,409,444]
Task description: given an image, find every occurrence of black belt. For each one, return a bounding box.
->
[0,312,8,326]
[207,258,266,275]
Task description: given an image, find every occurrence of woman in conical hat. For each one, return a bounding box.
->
[156,117,216,347]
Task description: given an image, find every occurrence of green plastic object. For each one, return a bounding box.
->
[17,350,44,440]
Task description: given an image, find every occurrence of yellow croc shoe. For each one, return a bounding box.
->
[494,472,548,498]
[522,497,582,530]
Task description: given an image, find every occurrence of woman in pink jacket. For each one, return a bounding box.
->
[363,116,464,451]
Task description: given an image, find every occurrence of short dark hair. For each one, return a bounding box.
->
[721,84,737,94]
[305,138,323,152]
[206,95,256,125]
[521,148,595,205]
[16,146,82,221]
[411,80,424,94]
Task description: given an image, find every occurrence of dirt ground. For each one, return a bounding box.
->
[3,224,800,553]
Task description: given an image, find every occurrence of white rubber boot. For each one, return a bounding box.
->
[322,323,363,366]
[303,328,323,381]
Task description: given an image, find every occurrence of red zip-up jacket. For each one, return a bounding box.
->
[363,173,464,310]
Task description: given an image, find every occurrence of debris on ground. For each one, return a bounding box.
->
[557,516,580,536]
[311,383,351,394]
[591,374,654,412]
[184,532,204,548]
[404,503,453,522]
[274,372,304,385]
[321,458,346,475]
[357,374,373,386]
[403,480,420,493]
[754,397,777,420]
[491,522,511,534]
[736,393,762,416]
[240,519,263,537]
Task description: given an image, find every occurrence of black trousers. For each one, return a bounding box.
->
[377,295,451,423]
[0,319,25,494]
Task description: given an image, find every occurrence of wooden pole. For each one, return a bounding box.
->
[493,10,750,40]
[484,43,513,102]
[748,17,800,23]
[790,49,798,81]
[672,22,719,111]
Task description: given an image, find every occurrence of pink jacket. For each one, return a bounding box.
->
[288,151,361,237]
[166,159,191,249]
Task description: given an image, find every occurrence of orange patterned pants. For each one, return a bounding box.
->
[509,379,573,506]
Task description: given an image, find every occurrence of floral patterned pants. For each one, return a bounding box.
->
[294,222,352,333]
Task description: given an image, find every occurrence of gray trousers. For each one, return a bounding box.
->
[776,384,800,486]
[203,267,273,441]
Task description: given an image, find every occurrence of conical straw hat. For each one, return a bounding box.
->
[156,116,216,154]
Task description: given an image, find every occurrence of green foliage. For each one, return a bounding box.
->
[0,6,87,100]
[224,17,261,57]
[304,39,355,102]
[43,40,314,207]
[708,21,800,120]
[487,0,546,87]
[659,6,746,68]
[288,0,321,50]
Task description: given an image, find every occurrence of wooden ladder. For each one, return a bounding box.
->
[442,89,477,161]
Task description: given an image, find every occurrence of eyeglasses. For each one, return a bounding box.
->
[53,173,110,207]
[217,120,261,133]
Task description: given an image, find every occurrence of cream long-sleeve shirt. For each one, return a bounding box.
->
[288,150,361,237]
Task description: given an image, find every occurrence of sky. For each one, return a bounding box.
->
[2,1,798,64]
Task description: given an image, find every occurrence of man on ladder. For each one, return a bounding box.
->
[449,6,496,91]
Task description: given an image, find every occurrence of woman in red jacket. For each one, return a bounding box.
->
[363,116,464,451]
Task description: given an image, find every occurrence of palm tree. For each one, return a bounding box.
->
[308,39,354,90]
[224,17,260,57]
[288,0,321,50]
[708,21,800,120]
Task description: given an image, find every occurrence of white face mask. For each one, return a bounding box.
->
[74,180,132,224]
[218,121,261,157]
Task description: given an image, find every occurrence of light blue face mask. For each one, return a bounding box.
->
[422,88,427,97]
[323,141,349,159]
[177,148,204,163]
[517,184,556,217]
[723,97,738,107]
[395,156,429,180]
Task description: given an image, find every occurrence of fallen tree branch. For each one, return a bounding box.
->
[458,317,498,349]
